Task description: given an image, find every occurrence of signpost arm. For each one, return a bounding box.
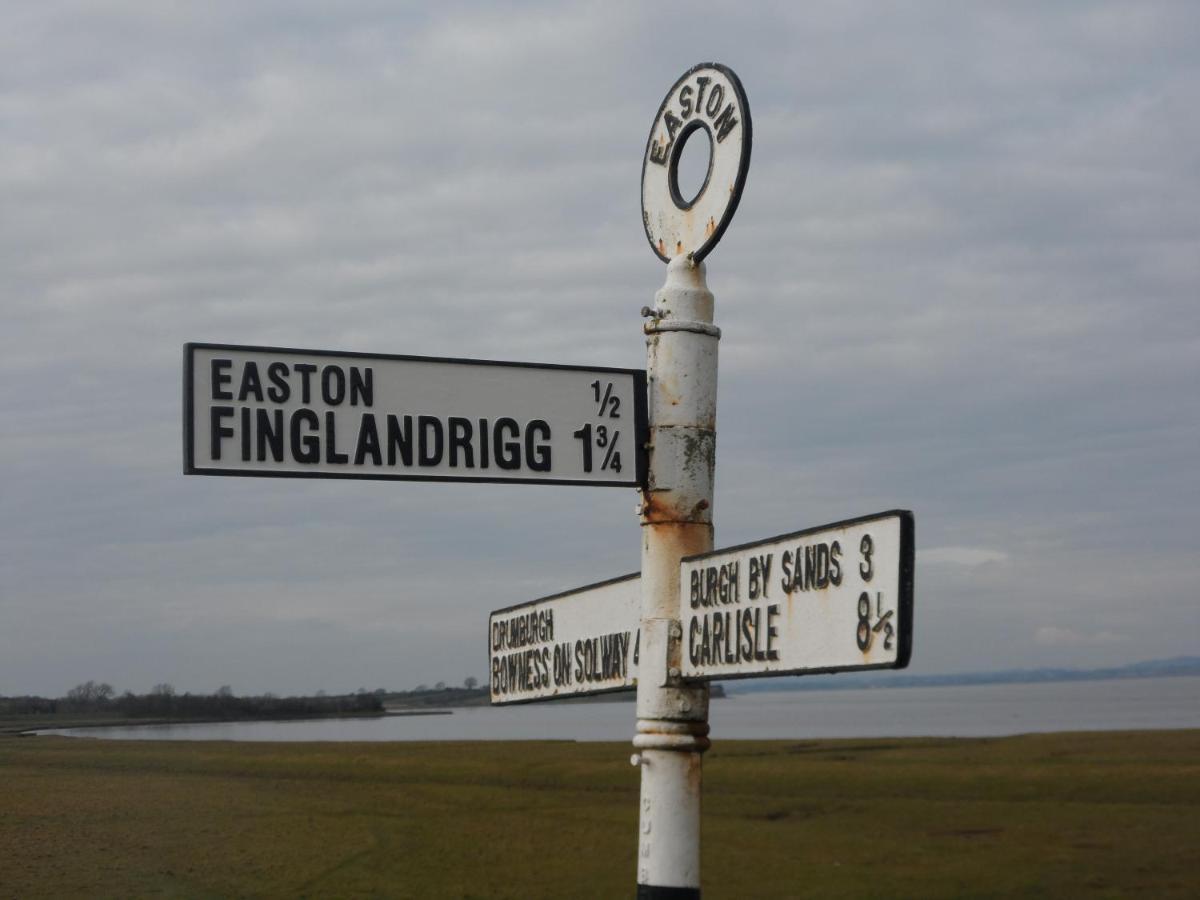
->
[633,255,719,899]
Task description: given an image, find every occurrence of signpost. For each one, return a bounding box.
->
[627,64,749,900]
[487,65,912,898]
[184,343,646,487]
[185,61,916,899]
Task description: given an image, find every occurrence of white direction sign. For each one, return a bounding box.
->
[184,343,646,486]
[680,511,914,681]
[489,573,640,704]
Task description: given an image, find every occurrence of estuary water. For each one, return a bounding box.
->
[42,675,1199,742]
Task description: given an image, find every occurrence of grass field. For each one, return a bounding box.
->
[1,730,1197,898]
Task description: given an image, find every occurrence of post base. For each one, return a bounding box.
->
[637,885,701,899]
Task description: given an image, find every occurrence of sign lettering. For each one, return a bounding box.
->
[489,574,640,704]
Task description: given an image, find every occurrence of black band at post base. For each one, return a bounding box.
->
[637,885,701,900]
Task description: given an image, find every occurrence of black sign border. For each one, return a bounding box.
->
[678,509,915,683]
[184,342,649,488]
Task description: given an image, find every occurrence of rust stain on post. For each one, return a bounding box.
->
[641,520,712,559]
[639,484,715,525]
[686,751,704,793]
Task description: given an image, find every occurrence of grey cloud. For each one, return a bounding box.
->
[2,1,1197,694]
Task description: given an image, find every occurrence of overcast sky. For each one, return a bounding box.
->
[2,1,1197,696]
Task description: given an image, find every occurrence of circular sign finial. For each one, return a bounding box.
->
[641,63,752,263]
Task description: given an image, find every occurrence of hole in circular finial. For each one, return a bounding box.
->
[668,122,713,211]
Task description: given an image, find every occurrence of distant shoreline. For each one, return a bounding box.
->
[723,659,1200,695]
[6,660,1195,735]
[1,709,389,737]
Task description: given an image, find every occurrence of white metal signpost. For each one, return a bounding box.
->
[489,64,914,899]
[185,61,915,899]
[627,63,749,900]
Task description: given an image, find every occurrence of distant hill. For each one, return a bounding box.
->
[719,656,1200,695]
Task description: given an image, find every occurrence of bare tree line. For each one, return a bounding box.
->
[1,681,383,719]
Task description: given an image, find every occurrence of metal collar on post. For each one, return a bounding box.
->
[644,319,722,339]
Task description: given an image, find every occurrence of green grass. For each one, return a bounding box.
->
[1,731,1197,898]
